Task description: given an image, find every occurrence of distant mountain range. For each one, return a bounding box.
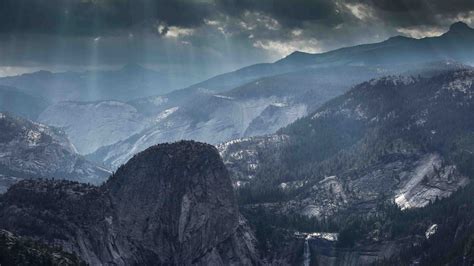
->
[278,22,474,67]
[33,22,474,166]
[0,64,193,103]
[184,22,474,94]
[0,86,49,120]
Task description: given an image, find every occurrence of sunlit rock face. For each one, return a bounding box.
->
[0,141,260,265]
[0,113,109,193]
[38,100,149,154]
[220,69,473,218]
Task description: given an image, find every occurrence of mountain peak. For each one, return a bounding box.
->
[448,21,473,33]
[106,141,224,193]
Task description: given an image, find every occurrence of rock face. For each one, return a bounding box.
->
[0,113,110,193]
[38,101,149,154]
[0,141,260,265]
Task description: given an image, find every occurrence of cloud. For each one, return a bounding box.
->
[217,0,343,27]
[0,0,473,77]
[354,0,474,27]
[0,0,215,35]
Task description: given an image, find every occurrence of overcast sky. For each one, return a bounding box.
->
[0,0,473,77]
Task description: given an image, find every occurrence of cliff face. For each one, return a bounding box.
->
[0,141,259,265]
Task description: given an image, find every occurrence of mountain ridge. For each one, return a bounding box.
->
[0,112,110,192]
[278,21,474,67]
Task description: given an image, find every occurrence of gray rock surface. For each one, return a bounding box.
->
[0,141,260,265]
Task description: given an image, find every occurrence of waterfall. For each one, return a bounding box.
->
[303,236,311,266]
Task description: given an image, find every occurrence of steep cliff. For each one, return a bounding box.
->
[0,141,259,265]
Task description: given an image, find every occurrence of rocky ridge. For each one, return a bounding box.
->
[0,113,110,193]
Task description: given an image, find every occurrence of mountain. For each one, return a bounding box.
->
[0,86,49,120]
[87,61,467,169]
[220,69,474,218]
[217,69,474,264]
[176,22,474,95]
[0,64,187,103]
[47,22,473,162]
[88,65,387,168]
[0,141,260,265]
[38,100,150,154]
[277,22,474,68]
[19,22,474,159]
[0,113,110,193]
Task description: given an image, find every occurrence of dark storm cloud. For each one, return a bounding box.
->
[0,0,472,35]
[0,0,215,35]
[356,0,474,27]
[0,0,473,77]
[217,0,343,26]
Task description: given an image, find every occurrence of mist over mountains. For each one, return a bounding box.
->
[1,20,474,265]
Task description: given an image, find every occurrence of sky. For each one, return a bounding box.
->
[0,0,473,78]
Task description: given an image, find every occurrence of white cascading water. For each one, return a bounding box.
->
[303,236,311,266]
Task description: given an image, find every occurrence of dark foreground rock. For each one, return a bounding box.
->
[0,229,84,266]
[0,141,260,265]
